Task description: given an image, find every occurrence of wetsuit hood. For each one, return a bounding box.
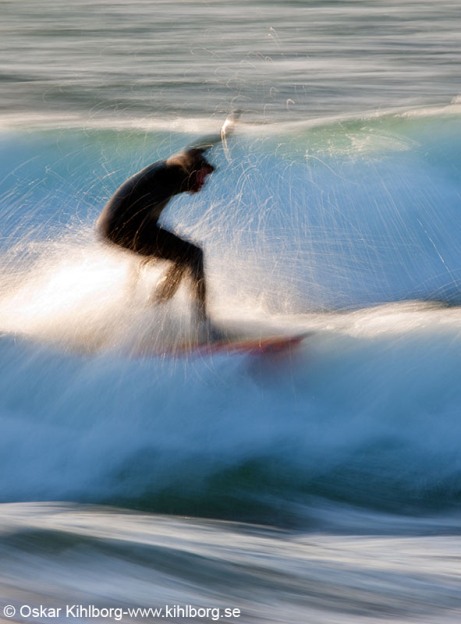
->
[166,147,215,193]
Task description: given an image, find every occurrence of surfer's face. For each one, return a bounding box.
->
[189,164,215,193]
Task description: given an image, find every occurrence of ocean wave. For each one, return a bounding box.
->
[1,106,461,525]
[1,305,461,525]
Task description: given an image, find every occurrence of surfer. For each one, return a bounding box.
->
[96,145,216,328]
[96,112,239,338]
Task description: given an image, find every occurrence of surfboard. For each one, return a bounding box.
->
[195,332,307,355]
[146,332,309,358]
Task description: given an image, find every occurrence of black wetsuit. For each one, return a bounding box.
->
[96,152,212,318]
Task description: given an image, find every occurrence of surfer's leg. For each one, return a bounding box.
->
[186,245,207,323]
[154,262,187,303]
[140,226,208,320]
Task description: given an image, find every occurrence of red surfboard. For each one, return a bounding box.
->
[194,332,308,355]
[139,332,308,358]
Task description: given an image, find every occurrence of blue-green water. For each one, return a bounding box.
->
[1,2,461,623]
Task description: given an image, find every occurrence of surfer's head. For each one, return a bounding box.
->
[167,147,215,194]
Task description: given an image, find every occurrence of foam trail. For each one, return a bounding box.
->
[0,234,198,354]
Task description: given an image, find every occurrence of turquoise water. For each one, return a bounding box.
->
[1,2,461,623]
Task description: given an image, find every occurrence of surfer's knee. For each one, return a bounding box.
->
[185,243,204,275]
